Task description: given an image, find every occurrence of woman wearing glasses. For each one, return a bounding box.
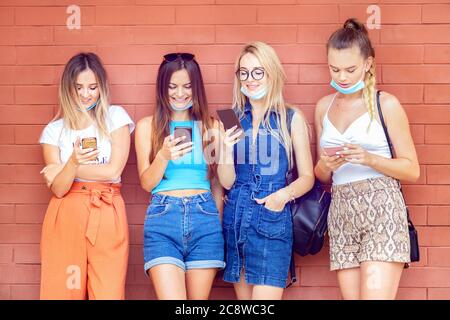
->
[135,53,225,300]
[218,42,314,299]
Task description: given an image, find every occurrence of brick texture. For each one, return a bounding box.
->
[0,1,449,300]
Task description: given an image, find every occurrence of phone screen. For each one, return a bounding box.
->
[216,108,244,139]
[323,146,344,156]
[81,137,97,150]
[174,126,192,145]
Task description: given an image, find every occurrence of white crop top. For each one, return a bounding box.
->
[319,94,392,185]
[39,105,135,183]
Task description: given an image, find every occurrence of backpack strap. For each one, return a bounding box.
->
[286,107,298,288]
[286,107,295,135]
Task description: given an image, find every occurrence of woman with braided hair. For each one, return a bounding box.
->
[314,18,420,299]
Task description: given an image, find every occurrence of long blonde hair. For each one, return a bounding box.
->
[55,52,110,139]
[233,41,293,168]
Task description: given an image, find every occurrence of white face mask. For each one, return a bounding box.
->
[170,100,193,112]
[330,66,368,95]
[240,85,268,100]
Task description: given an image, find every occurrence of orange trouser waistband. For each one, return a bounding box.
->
[67,182,122,246]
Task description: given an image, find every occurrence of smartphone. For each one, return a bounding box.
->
[174,126,192,145]
[81,137,97,150]
[216,108,244,139]
[323,146,345,156]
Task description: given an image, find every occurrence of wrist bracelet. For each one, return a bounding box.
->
[287,186,296,202]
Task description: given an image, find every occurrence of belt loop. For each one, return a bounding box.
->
[160,195,167,204]
[199,192,207,202]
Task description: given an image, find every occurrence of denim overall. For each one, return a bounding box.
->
[222,101,294,288]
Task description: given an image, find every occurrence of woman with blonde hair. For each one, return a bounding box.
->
[218,42,314,299]
[39,52,134,299]
[314,19,420,299]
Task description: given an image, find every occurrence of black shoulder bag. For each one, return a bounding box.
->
[376,90,420,266]
[285,109,331,287]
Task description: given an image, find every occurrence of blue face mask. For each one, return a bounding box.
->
[85,100,98,111]
[170,100,193,112]
[330,79,365,95]
[330,70,366,95]
[240,85,267,100]
[78,100,98,112]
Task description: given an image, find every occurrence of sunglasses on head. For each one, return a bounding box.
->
[163,53,195,63]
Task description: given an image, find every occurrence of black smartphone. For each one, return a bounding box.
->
[173,126,192,145]
[216,108,244,139]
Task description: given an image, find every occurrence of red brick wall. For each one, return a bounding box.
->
[0,0,449,300]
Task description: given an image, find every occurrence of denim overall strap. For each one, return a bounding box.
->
[286,107,297,287]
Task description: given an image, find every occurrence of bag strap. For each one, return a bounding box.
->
[376,90,412,222]
[286,108,296,179]
[286,255,297,288]
[376,90,394,159]
[286,107,297,287]
[286,107,295,135]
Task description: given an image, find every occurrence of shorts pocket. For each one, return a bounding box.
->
[257,205,287,239]
[196,200,219,216]
[146,203,171,218]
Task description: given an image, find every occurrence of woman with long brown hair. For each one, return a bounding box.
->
[39,52,134,299]
[135,53,225,300]
[314,19,420,299]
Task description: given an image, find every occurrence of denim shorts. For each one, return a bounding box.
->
[143,191,226,275]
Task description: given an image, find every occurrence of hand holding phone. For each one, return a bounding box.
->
[173,126,192,145]
[216,108,244,140]
[163,126,194,160]
[319,145,347,173]
[70,136,100,166]
[323,146,345,157]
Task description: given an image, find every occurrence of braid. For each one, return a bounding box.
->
[363,62,376,130]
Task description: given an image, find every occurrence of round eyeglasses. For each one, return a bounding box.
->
[235,67,265,81]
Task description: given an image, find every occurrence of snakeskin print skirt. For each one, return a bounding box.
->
[328,176,411,271]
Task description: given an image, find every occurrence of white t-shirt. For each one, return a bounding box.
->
[39,105,135,183]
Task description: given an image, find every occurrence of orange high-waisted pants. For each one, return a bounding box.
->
[40,182,129,300]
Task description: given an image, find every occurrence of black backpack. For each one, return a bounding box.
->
[285,108,331,286]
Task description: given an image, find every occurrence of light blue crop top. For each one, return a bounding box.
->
[152,120,210,194]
